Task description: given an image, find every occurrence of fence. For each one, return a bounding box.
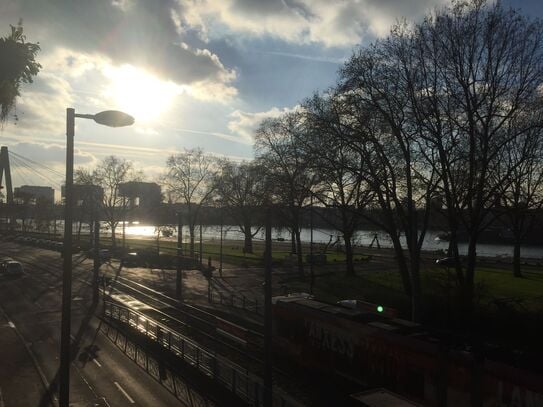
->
[104,301,302,407]
[209,280,263,316]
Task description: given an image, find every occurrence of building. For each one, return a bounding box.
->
[118,181,162,209]
[14,185,55,205]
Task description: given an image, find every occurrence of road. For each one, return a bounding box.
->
[0,240,185,406]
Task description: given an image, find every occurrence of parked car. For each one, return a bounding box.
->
[99,249,111,261]
[0,260,24,277]
[123,252,140,267]
[435,257,456,267]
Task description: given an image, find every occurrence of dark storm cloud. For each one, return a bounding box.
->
[0,0,232,85]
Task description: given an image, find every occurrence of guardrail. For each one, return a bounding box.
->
[104,301,302,407]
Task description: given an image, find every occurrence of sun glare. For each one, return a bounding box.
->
[104,65,180,123]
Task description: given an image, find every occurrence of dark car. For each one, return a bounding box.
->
[0,260,24,277]
[123,252,140,267]
[435,257,456,267]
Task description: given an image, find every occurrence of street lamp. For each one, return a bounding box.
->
[60,108,134,407]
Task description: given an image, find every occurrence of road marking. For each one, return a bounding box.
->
[7,321,15,329]
[114,381,135,404]
[92,358,102,368]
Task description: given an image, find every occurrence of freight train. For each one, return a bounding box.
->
[272,294,543,406]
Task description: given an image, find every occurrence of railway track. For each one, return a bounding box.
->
[106,277,266,367]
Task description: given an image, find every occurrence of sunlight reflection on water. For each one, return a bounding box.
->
[116,223,543,259]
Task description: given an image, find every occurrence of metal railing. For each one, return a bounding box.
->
[104,301,302,407]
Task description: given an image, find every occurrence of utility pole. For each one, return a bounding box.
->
[199,221,203,267]
[60,108,75,407]
[176,211,183,301]
[219,205,223,277]
[93,217,100,306]
[264,205,273,407]
[310,193,314,295]
[92,186,101,306]
[122,196,126,250]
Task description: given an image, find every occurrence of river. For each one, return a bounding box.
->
[119,223,543,260]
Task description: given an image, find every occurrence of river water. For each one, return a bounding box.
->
[119,223,543,260]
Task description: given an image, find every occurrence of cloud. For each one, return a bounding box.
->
[228,106,298,143]
[0,0,237,97]
[179,0,449,47]
[6,71,74,135]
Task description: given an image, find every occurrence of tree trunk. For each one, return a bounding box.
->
[512,216,523,278]
[463,235,478,319]
[77,220,82,244]
[189,224,195,257]
[290,230,296,254]
[448,228,465,286]
[243,222,253,254]
[295,227,304,275]
[513,239,522,278]
[344,233,355,276]
[410,252,422,322]
[111,224,117,247]
[390,233,412,296]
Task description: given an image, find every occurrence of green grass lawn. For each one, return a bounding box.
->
[287,262,543,317]
[88,234,543,317]
[99,236,368,267]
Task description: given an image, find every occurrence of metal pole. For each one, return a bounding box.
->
[264,206,273,407]
[122,196,126,250]
[176,211,183,301]
[60,108,75,407]
[199,221,203,267]
[219,206,223,277]
[93,218,100,306]
[310,194,314,295]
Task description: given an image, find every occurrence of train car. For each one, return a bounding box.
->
[272,295,543,406]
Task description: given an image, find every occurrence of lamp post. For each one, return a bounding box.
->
[60,108,134,407]
[263,204,273,407]
[219,204,223,277]
[176,211,183,301]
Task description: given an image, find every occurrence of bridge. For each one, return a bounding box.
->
[0,145,166,231]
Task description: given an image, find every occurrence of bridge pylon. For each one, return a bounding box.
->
[0,146,14,230]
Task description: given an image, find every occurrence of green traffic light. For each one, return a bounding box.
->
[377,305,384,313]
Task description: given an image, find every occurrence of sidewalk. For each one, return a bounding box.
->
[0,306,54,407]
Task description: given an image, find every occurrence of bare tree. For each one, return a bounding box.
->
[340,39,439,321]
[75,156,142,247]
[255,112,318,275]
[302,92,374,276]
[495,114,543,277]
[214,160,266,254]
[402,0,543,313]
[163,148,217,257]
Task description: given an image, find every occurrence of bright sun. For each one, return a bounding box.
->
[104,65,180,123]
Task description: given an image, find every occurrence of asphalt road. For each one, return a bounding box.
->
[0,241,185,407]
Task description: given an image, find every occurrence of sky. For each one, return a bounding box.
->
[0,0,541,198]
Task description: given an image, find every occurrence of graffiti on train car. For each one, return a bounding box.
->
[304,319,355,360]
[358,337,408,381]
